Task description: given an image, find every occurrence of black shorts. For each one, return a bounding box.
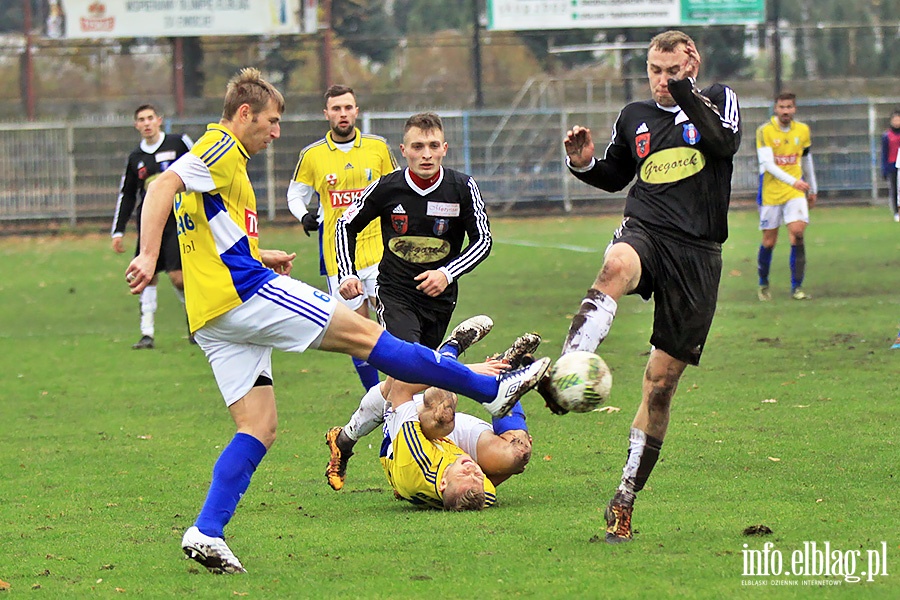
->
[375,285,454,350]
[612,218,722,366]
[134,212,182,274]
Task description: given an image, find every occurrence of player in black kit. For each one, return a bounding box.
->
[549,31,741,543]
[111,104,193,349]
[326,112,500,489]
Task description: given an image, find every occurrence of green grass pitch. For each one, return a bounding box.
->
[1,206,898,598]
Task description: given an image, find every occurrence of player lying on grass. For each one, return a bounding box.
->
[326,330,542,509]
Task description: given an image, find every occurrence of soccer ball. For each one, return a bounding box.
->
[548,351,612,413]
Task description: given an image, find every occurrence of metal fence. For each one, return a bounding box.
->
[0,98,895,227]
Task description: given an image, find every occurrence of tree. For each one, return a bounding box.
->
[333,0,394,64]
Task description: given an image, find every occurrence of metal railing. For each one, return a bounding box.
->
[0,97,894,227]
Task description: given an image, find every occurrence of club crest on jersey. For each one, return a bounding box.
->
[245,208,259,239]
[391,204,408,234]
[433,218,449,236]
[635,132,651,158]
[137,161,147,180]
[365,168,372,181]
[326,173,338,186]
[682,123,700,145]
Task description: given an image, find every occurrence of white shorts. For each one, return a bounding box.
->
[759,197,809,230]
[327,263,379,312]
[383,395,492,462]
[193,277,338,406]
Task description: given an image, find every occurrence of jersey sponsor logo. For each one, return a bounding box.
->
[326,173,338,186]
[774,155,798,166]
[635,132,650,158]
[388,236,451,263]
[426,202,460,218]
[433,218,449,236]
[245,208,259,239]
[155,150,177,163]
[682,123,700,145]
[640,148,706,184]
[391,214,408,234]
[328,188,364,208]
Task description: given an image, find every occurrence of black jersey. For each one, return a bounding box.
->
[111,132,193,236]
[335,166,492,308]
[571,78,741,244]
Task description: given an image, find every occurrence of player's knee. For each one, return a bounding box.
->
[645,366,680,409]
[598,253,638,290]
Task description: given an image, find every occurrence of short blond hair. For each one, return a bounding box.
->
[222,67,284,120]
[648,30,694,53]
[442,485,486,511]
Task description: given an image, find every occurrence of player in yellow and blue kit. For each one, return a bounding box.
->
[124,68,549,574]
[381,394,498,510]
[287,84,398,389]
[756,92,818,301]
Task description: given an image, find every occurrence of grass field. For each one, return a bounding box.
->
[1,206,899,598]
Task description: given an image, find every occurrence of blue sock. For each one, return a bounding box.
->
[492,402,528,435]
[194,433,267,538]
[790,243,806,291]
[438,339,460,359]
[351,356,380,390]
[757,245,773,286]
[367,331,496,404]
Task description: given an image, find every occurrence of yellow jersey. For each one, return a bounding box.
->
[756,116,812,206]
[380,402,497,509]
[170,123,277,332]
[291,128,397,276]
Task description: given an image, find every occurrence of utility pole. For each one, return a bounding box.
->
[172,37,185,117]
[472,0,483,108]
[22,0,36,120]
[771,0,782,97]
[321,0,333,90]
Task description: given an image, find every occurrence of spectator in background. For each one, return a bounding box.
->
[880,110,900,222]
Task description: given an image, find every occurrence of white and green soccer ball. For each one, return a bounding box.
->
[548,351,612,413]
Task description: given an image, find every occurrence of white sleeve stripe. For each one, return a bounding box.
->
[111,172,127,235]
[721,87,740,132]
[443,177,491,279]
[335,178,380,279]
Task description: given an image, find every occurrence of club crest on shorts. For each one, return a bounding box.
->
[635,132,651,158]
[682,123,700,145]
[433,218,449,236]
